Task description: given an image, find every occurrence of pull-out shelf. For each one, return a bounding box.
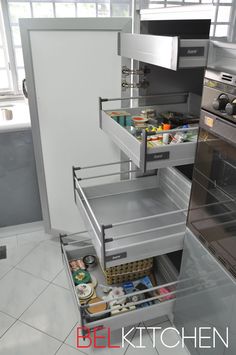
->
[61,233,190,334]
[100,94,199,172]
[118,33,209,70]
[73,163,191,269]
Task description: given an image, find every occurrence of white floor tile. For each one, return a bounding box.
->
[0,312,16,338]
[0,268,48,318]
[0,242,38,285]
[0,320,61,355]
[146,321,189,355]
[0,263,13,280]
[17,229,54,246]
[52,268,70,289]
[0,236,17,250]
[0,222,43,239]
[56,344,86,355]
[17,241,63,282]
[5,243,37,267]
[20,284,77,342]
[65,323,136,355]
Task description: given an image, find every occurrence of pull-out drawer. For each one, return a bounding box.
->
[73,163,191,269]
[118,33,209,70]
[61,233,191,334]
[99,94,199,172]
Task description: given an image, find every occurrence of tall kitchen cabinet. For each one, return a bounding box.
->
[20,6,211,338]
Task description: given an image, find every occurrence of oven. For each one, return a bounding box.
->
[187,69,236,278]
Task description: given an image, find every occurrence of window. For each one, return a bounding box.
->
[144,1,234,39]
[0,0,235,96]
[0,0,131,96]
[0,3,12,92]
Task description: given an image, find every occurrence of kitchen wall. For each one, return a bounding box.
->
[0,127,42,227]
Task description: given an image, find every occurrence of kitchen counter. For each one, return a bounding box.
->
[0,100,31,132]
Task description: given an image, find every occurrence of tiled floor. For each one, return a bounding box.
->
[0,224,190,355]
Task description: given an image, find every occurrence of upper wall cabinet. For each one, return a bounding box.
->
[118,32,209,71]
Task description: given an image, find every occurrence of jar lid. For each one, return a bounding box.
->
[83,255,97,267]
[76,284,93,300]
[72,269,91,285]
[86,297,107,314]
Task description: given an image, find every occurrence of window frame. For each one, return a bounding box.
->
[1,0,20,95]
[0,0,235,97]
[0,0,131,97]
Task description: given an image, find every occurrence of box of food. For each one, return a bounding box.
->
[106,111,132,127]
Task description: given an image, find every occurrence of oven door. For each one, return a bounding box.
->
[187,110,236,276]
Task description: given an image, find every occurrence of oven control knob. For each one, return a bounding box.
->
[212,94,229,110]
[225,99,236,115]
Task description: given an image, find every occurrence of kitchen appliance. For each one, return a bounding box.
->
[187,68,236,277]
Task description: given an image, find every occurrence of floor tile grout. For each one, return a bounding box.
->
[15,264,64,284]
[0,317,19,341]
[0,265,15,281]
[19,317,66,344]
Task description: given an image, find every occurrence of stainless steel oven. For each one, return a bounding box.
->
[187,69,236,277]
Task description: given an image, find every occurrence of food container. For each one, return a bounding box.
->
[69,259,86,272]
[104,258,153,285]
[107,111,132,127]
[72,269,91,286]
[83,255,97,269]
[132,116,149,126]
[160,111,199,128]
[76,283,94,301]
[85,297,109,320]
[162,123,171,145]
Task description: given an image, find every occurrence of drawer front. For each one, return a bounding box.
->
[145,142,197,171]
[118,33,208,70]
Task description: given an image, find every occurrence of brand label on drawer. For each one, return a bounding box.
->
[147,151,170,161]
[180,47,205,57]
[106,252,127,262]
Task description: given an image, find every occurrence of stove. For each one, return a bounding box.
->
[202,69,236,124]
[187,68,236,278]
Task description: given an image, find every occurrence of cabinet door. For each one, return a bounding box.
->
[174,229,236,355]
[20,18,131,234]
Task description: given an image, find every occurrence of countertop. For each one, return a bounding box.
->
[0,100,31,132]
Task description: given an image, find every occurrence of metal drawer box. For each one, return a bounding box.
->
[99,94,198,173]
[73,163,191,269]
[61,233,187,334]
[118,33,209,70]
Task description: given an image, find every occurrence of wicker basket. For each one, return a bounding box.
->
[104,258,153,285]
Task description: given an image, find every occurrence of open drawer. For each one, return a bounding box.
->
[118,33,209,70]
[99,94,199,172]
[61,233,191,334]
[73,163,191,269]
